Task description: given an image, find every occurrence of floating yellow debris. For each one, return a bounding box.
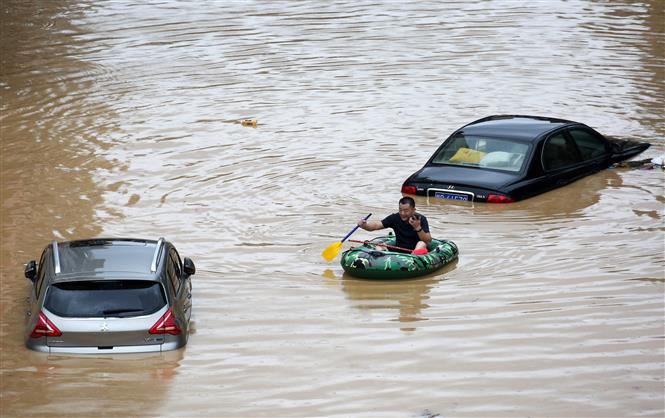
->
[240,119,257,127]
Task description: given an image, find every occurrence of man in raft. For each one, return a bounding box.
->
[357,196,432,255]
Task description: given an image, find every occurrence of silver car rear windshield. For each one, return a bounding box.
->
[44,280,166,318]
[59,241,157,274]
[432,133,530,172]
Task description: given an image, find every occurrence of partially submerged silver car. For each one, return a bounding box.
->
[24,238,195,354]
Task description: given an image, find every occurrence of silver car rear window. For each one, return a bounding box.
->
[45,280,166,318]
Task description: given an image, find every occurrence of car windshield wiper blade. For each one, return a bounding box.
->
[102,308,144,316]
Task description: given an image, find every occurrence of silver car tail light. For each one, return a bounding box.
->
[30,311,62,338]
[149,308,181,335]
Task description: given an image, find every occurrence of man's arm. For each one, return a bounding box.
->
[358,218,385,232]
[416,229,432,245]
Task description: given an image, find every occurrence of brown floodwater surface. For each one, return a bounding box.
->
[1,1,663,417]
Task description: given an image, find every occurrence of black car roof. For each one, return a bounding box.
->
[50,238,164,281]
[459,115,579,142]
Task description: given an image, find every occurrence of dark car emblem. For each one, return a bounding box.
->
[447,185,455,190]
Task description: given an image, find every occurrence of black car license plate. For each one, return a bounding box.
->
[434,191,469,201]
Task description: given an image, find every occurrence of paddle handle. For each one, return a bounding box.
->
[348,239,412,253]
[340,213,371,243]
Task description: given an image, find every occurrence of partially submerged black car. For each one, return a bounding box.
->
[401,115,650,203]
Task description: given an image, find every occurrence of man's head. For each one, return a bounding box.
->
[398,196,416,221]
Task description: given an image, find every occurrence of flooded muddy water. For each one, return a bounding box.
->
[1,1,663,417]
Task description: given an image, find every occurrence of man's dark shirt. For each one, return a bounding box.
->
[381,212,430,250]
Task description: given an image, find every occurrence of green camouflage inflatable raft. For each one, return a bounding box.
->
[340,235,458,279]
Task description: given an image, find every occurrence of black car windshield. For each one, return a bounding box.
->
[431,133,530,172]
[45,280,166,318]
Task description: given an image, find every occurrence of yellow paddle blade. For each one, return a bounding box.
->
[321,241,343,261]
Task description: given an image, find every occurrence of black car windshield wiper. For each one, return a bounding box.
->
[102,308,144,316]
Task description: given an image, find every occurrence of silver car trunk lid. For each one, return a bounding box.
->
[44,307,167,348]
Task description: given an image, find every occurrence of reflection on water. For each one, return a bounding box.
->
[422,168,624,219]
[0,0,119,264]
[3,350,183,417]
[1,0,663,417]
[340,260,459,332]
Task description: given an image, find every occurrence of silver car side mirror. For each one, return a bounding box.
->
[183,257,195,276]
[24,260,37,282]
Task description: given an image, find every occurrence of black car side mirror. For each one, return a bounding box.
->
[183,257,196,276]
[24,260,37,282]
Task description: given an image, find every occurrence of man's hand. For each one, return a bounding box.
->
[409,214,421,231]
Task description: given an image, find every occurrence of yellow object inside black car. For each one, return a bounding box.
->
[449,147,486,164]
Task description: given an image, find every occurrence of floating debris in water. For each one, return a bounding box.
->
[240,119,257,127]
[612,155,664,170]
[221,118,258,127]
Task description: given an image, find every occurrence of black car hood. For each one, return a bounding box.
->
[407,165,522,190]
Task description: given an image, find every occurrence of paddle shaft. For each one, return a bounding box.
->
[348,239,413,253]
[340,213,371,243]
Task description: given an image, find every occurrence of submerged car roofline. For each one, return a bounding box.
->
[452,115,579,143]
[465,114,576,126]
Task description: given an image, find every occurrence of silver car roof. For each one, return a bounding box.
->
[49,238,166,283]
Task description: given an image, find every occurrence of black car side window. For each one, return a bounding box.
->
[542,133,582,171]
[568,128,608,160]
